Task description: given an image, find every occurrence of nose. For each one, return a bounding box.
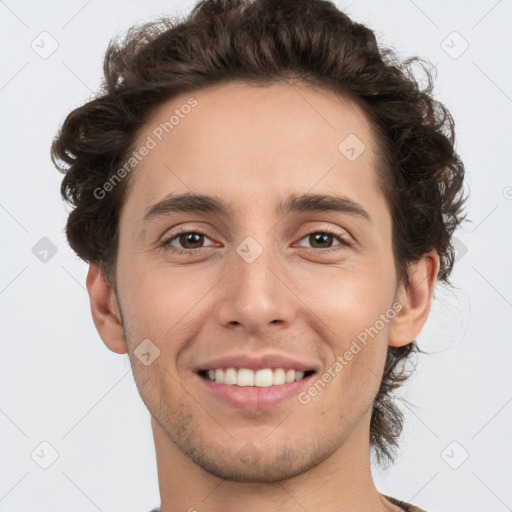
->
[216,235,298,334]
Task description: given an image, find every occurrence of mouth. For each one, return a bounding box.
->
[195,367,317,410]
[193,352,320,410]
[198,367,316,387]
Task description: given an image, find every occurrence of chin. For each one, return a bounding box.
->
[178,439,330,484]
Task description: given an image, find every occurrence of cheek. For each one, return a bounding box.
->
[297,258,395,336]
[299,323,390,425]
[117,259,218,352]
[295,265,394,394]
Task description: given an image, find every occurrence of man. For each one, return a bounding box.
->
[51,0,466,510]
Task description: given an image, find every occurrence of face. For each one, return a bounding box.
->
[113,81,401,482]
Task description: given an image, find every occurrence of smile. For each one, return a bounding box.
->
[199,367,316,387]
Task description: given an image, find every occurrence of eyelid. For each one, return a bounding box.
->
[294,221,353,242]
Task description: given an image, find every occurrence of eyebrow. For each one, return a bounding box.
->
[142,192,371,223]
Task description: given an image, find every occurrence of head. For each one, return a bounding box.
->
[51,0,466,476]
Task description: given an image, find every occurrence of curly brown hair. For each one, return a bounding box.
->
[51,0,467,468]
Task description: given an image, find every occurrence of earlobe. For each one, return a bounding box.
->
[86,263,128,355]
[388,249,440,348]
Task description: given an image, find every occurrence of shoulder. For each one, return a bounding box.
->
[383,494,430,512]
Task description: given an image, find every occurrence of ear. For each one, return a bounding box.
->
[388,249,440,348]
[86,263,128,354]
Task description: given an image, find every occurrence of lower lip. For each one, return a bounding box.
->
[196,373,315,411]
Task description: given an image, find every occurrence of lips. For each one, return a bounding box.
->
[194,352,319,410]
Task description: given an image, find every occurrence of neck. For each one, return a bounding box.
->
[151,410,400,512]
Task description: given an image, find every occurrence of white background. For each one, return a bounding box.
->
[1,1,511,511]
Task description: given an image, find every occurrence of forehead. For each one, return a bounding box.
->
[122,80,383,220]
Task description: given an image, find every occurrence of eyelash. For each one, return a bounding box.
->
[161,227,351,256]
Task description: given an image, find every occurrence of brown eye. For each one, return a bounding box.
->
[297,230,349,251]
[308,232,335,249]
[176,232,204,249]
[162,229,215,254]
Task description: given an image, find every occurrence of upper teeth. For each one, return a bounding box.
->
[206,368,306,387]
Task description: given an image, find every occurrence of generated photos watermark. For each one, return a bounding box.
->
[93,96,198,200]
[298,301,403,405]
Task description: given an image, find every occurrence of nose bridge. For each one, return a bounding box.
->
[216,232,296,331]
